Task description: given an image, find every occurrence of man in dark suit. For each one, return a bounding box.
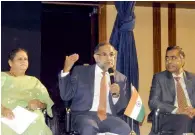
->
[58,43,131,135]
[149,46,195,135]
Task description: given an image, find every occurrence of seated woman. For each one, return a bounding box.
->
[1,48,54,135]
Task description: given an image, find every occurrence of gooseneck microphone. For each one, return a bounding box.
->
[108,68,117,96]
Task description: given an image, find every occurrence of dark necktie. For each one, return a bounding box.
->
[97,72,107,121]
[174,77,188,113]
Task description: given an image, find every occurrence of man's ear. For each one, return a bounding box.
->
[94,54,98,62]
[8,60,12,67]
[180,55,185,67]
[181,58,185,67]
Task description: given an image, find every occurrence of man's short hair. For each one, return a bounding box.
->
[94,42,115,54]
[166,46,185,58]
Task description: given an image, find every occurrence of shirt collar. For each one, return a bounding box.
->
[95,64,109,75]
[172,71,184,79]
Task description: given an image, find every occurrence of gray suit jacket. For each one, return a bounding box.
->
[149,70,195,113]
[58,64,130,116]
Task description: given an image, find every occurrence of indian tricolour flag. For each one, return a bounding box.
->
[124,84,145,123]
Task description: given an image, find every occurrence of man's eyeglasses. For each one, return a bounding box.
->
[165,56,180,62]
[96,53,115,57]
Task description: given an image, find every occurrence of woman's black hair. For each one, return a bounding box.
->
[8,48,28,61]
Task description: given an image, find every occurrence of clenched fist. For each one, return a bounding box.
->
[63,54,79,73]
[110,83,120,98]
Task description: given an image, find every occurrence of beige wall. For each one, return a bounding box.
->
[176,6,195,72]
[106,4,195,135]
[134,5,153,134]
[161,5,195,72]
[106,5,117,41]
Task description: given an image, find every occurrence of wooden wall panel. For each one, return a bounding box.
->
[153,3,162,73]
[168,3,176,46]
[98,4,107,42]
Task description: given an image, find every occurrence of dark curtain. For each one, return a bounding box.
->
[109,1,140,134]
[1,1,41,78]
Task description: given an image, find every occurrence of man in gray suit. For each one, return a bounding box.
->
[59,43,131,135]
[149,46,195,134]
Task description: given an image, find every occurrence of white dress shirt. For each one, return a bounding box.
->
[172,72,192,114]
[61,65,119,114]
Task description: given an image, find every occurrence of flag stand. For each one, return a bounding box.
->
[129,119,136,135]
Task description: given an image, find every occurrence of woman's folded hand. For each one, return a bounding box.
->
[1,105,15,120]
[28,99,46,110]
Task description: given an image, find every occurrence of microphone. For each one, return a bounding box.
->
[108,68,117,96]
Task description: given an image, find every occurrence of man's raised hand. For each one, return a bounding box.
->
[63,53,79,72]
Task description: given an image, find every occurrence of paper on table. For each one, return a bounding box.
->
[1,106,38,134]
[97,133,119,135]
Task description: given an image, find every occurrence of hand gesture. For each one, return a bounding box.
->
[184,107,195,118]
[177,107,195,119]
[63,54,79,72]
[1,106,15,120]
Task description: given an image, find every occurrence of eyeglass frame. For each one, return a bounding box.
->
[95,52,116,58]
[165,55,182,62]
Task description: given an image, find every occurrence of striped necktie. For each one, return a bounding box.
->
[97,72,107,121]
[174,77,188,113]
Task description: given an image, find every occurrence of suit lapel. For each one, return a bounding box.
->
[88,64,96,97]
[184,71,193,102]
[165,71,176,98]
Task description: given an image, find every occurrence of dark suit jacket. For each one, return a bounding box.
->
[58,64,130,116]
[149,70,195,113]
